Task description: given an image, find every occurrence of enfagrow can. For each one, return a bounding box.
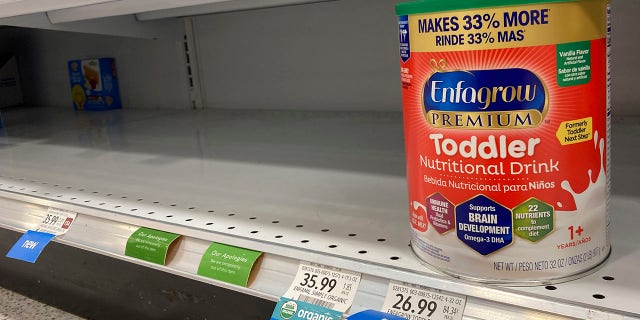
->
[396,0,611,283]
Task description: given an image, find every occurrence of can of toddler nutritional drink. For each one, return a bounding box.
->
[396,0,611,283]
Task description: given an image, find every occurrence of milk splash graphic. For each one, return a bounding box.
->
[408,131,610,281]
[556,131,610,257]
[559,131,607,213]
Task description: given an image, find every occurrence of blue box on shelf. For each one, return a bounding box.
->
[68,58,122,111]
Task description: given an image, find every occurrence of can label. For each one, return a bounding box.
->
[399,1,611,280]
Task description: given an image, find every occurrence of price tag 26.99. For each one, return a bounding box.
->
[36,208,77,236]
[284,262,362,313]
[381,281,466,320]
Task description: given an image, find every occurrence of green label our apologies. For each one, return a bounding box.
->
[197,242,262,287]
[125,227,181,265]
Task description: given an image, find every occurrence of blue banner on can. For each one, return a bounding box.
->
[399,15,410,63]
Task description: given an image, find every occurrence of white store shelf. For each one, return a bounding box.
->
[0,0,114,19]
[47,0,334,23]
[0,0,332,20]
[0,0,333,39]
[0,107,638,319]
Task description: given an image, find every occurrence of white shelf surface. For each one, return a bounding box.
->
[0,107,638,319]
[0,0,332,39]
[47,0,334,23]
[0,0,114,19]
[0,0,329,20]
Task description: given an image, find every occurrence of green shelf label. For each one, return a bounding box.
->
[125,227,181,265]
[197,242,262,287]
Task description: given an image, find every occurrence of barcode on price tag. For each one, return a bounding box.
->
[381,281,466,320]
[36,207,77,236]
[284,262,362,313]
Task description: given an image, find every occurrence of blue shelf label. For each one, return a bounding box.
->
[347,309,407,320]
[271,297,343,320]
[6,230,55,263]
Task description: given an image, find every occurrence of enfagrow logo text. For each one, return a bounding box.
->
[424,68,548,129]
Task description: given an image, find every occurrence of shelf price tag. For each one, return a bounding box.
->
[5,207,77,263]
[283,262,362,313]
[125,227,181,265]
[381,281,466,320]
[5,230,55,263]
[36,208,77,236]
[197,242,262,287]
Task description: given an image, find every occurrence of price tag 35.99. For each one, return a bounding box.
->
[284,262,362,313]
[381,281,466,320]
[36,207,77,236]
